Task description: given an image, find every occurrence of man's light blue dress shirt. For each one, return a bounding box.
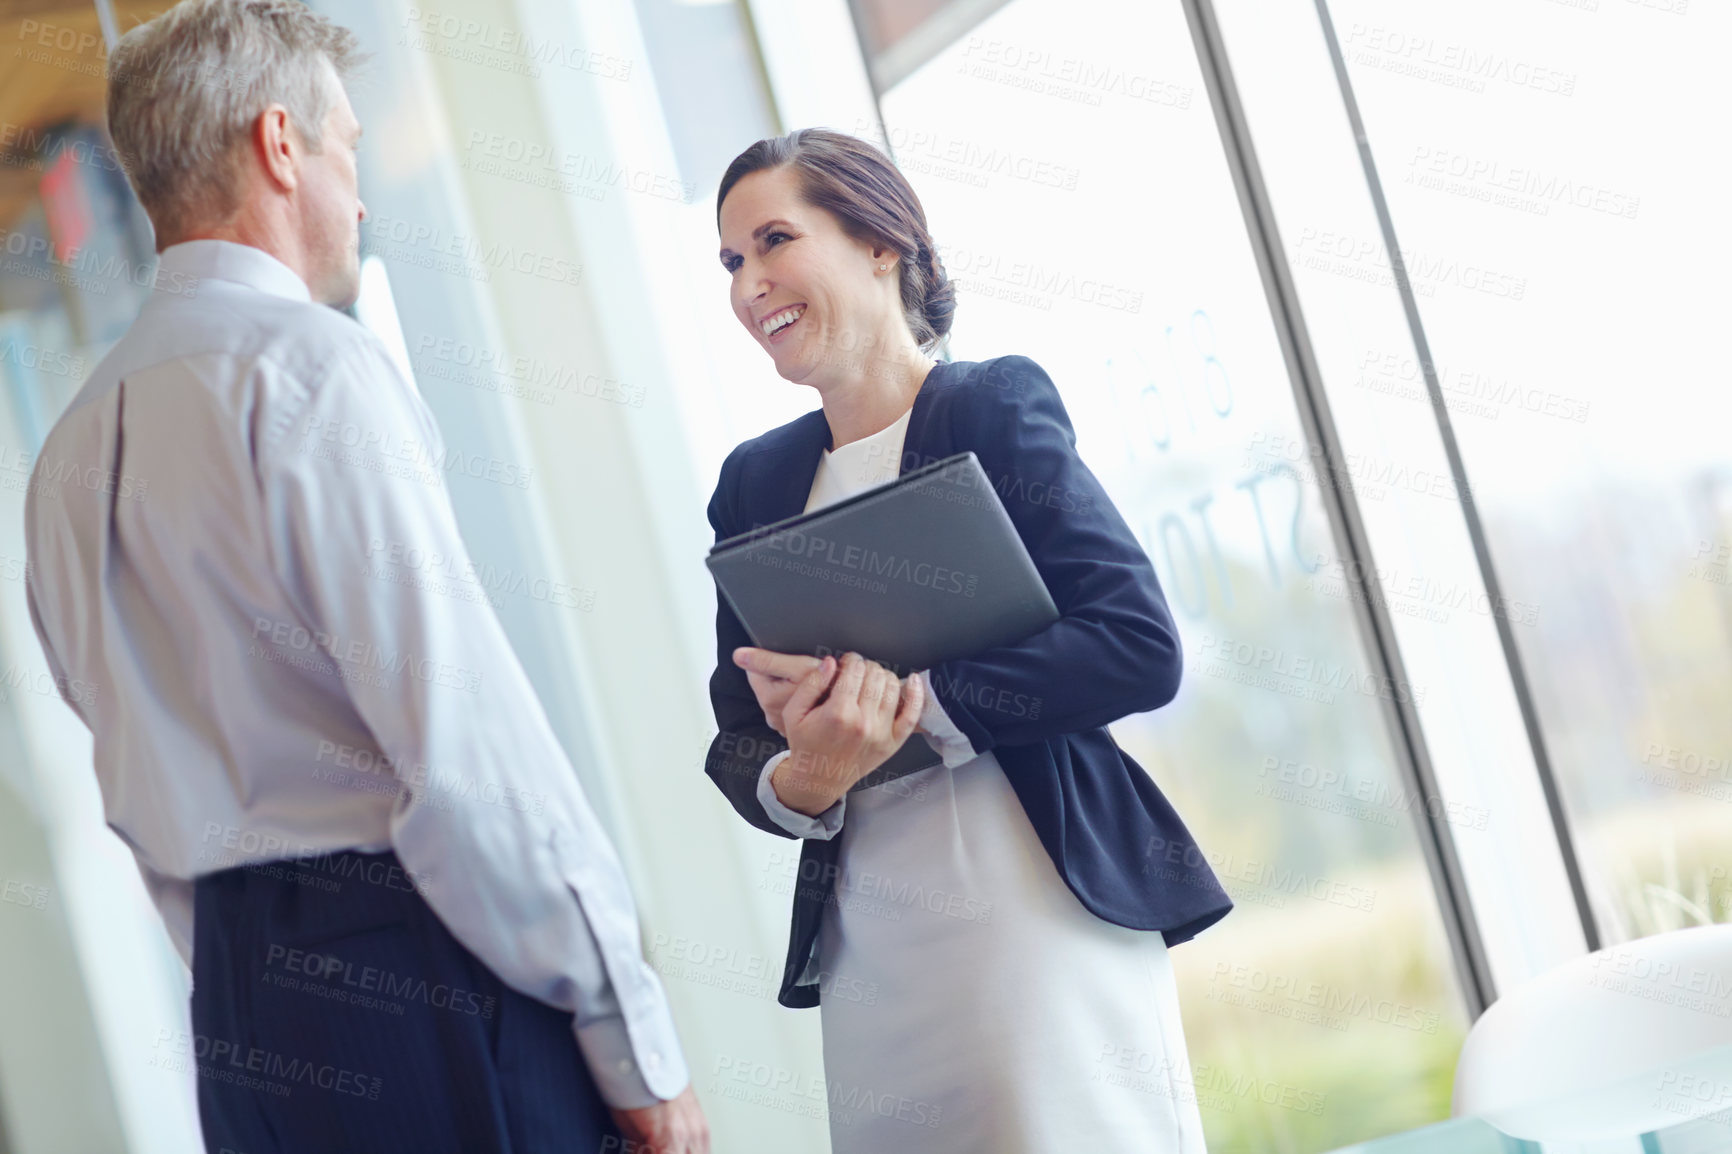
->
[22,239,688,1108]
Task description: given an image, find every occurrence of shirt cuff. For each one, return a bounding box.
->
[547,828,691,1108]
[917,670,979,768]
[756,750,846,839]
[576,1012,688,1110]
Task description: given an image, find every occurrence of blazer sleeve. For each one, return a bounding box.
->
[702,447,802,840]
[923,355,1182,752]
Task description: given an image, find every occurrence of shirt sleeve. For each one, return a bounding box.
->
[23,574,92,731]
[915,670,978,769]
[754,749,846,838]
[254,328,687,1109]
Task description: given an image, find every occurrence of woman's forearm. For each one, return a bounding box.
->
[923,607,1181,752]
[768,752,849,817]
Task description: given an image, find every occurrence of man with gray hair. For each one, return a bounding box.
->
[23,1,708,1150]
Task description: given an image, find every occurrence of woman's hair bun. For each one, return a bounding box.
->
[920,245,956,343]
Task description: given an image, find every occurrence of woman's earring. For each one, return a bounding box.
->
[879,264,888,271]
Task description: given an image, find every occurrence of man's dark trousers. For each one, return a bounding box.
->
[190,848,630,1153]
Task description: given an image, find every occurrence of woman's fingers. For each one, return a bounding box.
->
[891,672,925,744]
[742,669,792,731]
[738,649,836,733]
[865,665,898,728]
[830,652,866,709]
[781,658,925,792]
[781,656,837,727]
[788,654,911,759]
[856,662,887,709]
[733,647,824,682]
[742,668,782,701]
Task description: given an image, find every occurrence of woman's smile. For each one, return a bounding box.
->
[760,303,808,345]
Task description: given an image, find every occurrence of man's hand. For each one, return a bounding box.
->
[610,1085,710,1154]
[733,646,829,736]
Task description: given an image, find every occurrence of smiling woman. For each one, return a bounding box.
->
[702,127,1226,1154]
[715,131,953,418]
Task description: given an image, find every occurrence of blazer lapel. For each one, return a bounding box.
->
[745,409,830,529]
[745,358,952,526]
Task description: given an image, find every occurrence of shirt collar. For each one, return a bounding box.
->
[157,239,312,304]
[824,403,913,461]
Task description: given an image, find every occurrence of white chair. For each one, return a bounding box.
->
[1454,924,1732,1142]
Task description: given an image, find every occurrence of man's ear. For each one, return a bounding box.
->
[256,104,299,192]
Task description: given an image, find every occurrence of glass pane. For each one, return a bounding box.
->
[1325,0,1732,947]
[876,0,1471,1149]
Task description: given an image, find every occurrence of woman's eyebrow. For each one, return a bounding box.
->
[719,219,796,264]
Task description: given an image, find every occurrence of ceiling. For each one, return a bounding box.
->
[0,0,169,232]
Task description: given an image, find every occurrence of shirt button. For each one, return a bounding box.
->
[645,1053,662,1071]
[617,1058,634,1074]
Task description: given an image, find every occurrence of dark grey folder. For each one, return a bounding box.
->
[707,451,1059,788]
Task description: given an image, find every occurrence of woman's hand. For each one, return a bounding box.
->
[732,647,829,736]
[772,652,925,815]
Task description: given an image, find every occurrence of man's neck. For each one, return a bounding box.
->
[167,211,310,293]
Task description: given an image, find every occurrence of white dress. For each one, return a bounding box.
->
[758,407,1210,1154]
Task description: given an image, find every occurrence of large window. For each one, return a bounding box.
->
[1323,0,1732,949]
[866,1,1471,1148]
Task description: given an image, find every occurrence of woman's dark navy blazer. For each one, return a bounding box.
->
[704,354,1232,1008]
